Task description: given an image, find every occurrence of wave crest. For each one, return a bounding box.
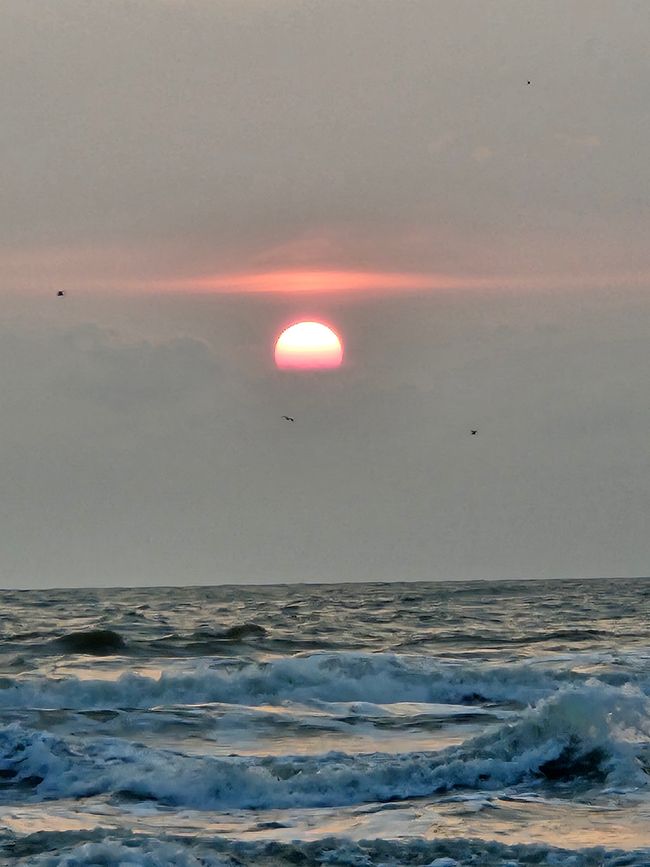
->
[5,830,650,867]
[0,685,647,810]
[0,652,569,711]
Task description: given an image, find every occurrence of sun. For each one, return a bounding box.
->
[274,321,343,370]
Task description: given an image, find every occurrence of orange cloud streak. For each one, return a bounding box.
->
[4,242,650,296]
[190,269,448,294]
[149,267,650,296]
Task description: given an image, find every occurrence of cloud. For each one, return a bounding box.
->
[0,323,222,430]
[186,269,465,294]
[54,325,220,417]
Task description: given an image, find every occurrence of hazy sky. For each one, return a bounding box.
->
[2,1,650,587]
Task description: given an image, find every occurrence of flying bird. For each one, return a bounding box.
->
[57,290,65,297]
[471,430,478,435]
[282,416,295,422]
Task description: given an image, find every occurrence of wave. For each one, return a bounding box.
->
[0,622,282,660]
[152,622,268,645]
[4,830,650,867]
[52,629,127,656]
[39,623,274,656]
[393,627,611,650]
[0,685,647,811]
[0,651,577,711]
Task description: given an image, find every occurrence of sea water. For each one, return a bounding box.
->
[0,578,649,865]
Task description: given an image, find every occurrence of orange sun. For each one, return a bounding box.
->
[274,321,343,370]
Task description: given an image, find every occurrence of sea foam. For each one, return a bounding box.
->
[6,830,650,867]
[0,651,583,712]
[0,684,647,810]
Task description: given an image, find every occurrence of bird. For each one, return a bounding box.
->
[57,290,65,297]
[471,430,478,435]
[282,415,295,422]
[527,80,531,85]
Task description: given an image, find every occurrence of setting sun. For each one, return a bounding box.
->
[274,321,343,370]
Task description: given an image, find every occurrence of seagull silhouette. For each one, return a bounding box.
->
[57,290,65,297]
[282,416,295,422]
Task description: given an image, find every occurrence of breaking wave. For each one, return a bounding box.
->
[0,651,586,711]
[0,685,647,811]
[6,831,650,867]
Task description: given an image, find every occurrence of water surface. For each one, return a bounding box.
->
[0,578,649,865]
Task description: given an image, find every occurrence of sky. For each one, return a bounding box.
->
[1,1,650,587]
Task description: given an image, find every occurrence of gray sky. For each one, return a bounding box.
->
[1,1,650,587]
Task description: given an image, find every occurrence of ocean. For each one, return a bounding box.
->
[0,578,649,866]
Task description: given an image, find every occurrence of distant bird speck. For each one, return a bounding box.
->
[471,430,478,435]
[282,416,295,422]
[527,81,531,85]
[57,290,65,297]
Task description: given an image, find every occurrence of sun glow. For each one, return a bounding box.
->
[274,321,343,370]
